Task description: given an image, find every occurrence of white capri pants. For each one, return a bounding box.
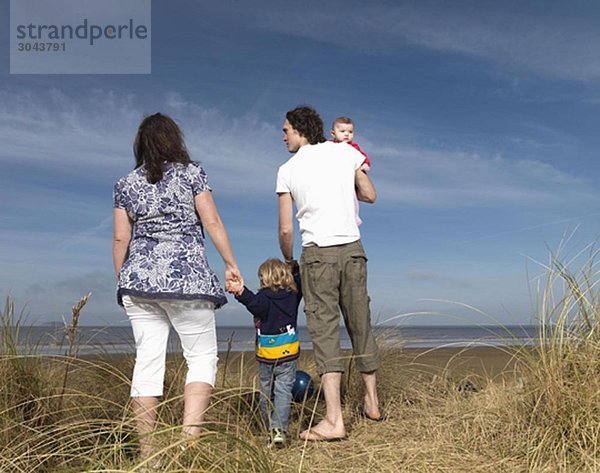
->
[122,295,218,397]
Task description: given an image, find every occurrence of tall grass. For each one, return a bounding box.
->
[0,298,50,451]
[1,244,600,471]
[0,298,278,472]
[516,243,600,470]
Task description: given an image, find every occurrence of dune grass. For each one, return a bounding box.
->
[1,247,600,472]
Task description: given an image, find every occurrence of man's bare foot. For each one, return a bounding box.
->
[363,394,382,421]
[300,419,346,441]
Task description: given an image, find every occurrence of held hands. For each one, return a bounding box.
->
[225,266,244,297]
[286,258,299,274]
[227,279,244,297]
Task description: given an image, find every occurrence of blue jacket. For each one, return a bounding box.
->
[235,272,302,363]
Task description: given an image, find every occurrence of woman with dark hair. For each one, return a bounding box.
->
[112,113,243,457]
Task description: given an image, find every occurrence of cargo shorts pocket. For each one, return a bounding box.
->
[349,253,368,286]
[301,254,337,287]
[304,303,318,322]
[303,303,319,337]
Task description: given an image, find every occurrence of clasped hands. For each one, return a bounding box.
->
[225,267,244,297]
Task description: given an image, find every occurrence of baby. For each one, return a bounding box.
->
[331,116,371,225]
[331,116,371,172]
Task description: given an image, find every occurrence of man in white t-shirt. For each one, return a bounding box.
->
[276,106,382,441]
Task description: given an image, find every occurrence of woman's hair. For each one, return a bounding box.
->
[134,113,192,184]
[258,258,297,292]
[285,106,326,145]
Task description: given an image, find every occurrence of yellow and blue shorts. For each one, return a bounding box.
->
[256,331,299,363]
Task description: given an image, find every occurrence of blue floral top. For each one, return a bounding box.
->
[113,161,227,308]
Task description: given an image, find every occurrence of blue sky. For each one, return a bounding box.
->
[2,0,600,326]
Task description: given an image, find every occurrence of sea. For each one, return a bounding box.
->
[11,324,540,356]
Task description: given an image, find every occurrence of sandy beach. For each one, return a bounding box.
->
[230,345,520,372]
[86,344,523,384]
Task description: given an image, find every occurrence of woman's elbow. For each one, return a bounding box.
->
[202,218,223,233]
[113,233,131,245]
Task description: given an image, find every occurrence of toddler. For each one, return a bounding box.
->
[232,258,302,447]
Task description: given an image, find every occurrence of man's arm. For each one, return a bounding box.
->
[355,169,377,203]
[292,268,302,301]
[278,192,295,262]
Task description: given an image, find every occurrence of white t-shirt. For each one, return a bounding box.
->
[276,141,364,247]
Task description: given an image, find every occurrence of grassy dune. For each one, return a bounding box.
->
[2,249,599,472]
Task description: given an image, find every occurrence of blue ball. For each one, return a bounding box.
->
[292,370,315,402]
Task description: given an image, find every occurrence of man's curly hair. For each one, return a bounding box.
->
[285,106,326,145]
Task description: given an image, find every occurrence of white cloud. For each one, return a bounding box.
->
[0,87,284,196]
[368,141,593,207]
[0,88,138,177]
[242,1,600,81]
[2,87,593,211]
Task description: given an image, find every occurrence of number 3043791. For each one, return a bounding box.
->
[17,42,66,52]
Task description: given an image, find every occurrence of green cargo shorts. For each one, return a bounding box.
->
[300,240,380,375]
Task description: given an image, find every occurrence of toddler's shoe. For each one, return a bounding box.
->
[270,428,287,448]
